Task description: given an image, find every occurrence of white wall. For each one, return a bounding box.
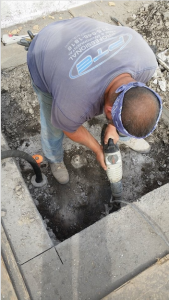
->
[1,1,93,28]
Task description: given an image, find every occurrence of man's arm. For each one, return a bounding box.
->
[63,126,107,170]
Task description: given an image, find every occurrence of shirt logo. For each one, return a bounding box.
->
[69,34,132,79]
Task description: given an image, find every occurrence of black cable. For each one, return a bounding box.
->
[1,150,43,183]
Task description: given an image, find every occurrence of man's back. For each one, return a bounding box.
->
[27,17,157,132]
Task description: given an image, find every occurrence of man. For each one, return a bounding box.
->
[27,17,162,184]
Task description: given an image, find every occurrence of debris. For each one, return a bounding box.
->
[15,184,24,196]
[152,68,163,79]
[9,29,20,35]
[163,12,169,21]
[34,199,39,206]
[28,108,34,114]
[157,50,169,67]
[159,80,166,92]
[98,10,103,16]
[109,2,115,6]
[111,17,124,26]
[59,17,63,20]
[49,15,55,20]
[1,209,7,217]
[156,56,169,72]
[126,1,169,116]
[71,155,87,168]
[33,25,39,31]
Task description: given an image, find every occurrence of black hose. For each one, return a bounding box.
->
[1,150,43,183]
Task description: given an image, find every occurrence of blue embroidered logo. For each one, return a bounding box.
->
[69,34,132,79]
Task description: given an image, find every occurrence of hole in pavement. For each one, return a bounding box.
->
[1,67,169,244]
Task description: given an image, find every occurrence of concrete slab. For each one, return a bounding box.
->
[19,184,169,300]
[1,43,27,70]
[1,256,18,300]
[69,1,141,24]
[20,248,63,300]
[1,225,31,299]
[1,10,73,70]
[69,1,100,18]
[102,255,169,300]
[1,134,54,264]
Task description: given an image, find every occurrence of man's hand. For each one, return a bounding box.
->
[95,145,107,170]
[63,126,107,170]
[104,123,119,144]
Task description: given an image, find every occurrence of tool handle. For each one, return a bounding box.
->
[27,30,35,40]
[17,38,30,47]
[111,17,124,26]
[108,138,115,147]
[101,124,119,153]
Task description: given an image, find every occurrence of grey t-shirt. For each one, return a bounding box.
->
[27,17,158,132]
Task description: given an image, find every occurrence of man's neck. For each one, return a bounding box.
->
[104,73,136,105]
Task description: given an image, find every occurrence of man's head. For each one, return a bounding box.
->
[111,82,162,138]
[121,87,160,137]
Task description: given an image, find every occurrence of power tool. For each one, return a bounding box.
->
[17,30,35,51]
[101,124,123,203]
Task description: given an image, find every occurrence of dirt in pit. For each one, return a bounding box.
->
[1,1,169,243]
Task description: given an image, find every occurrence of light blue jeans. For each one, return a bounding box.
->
[32,82,64,163]
[32,82,129,163]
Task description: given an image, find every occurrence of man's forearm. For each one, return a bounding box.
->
[63,126,100,154]
[63,126,107,170]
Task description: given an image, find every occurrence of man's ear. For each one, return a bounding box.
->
[107,105,112,113]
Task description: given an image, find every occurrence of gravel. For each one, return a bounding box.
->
[126,1,169,110]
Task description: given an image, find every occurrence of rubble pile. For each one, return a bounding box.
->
[1,66,37,116]
[126,1,169,110]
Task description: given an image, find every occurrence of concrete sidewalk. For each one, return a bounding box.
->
[1,1,141,69]
[102,255,169,300]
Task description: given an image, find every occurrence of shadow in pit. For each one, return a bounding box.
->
[26,147,118,242]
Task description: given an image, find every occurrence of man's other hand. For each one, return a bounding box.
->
[104,123,119,144]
